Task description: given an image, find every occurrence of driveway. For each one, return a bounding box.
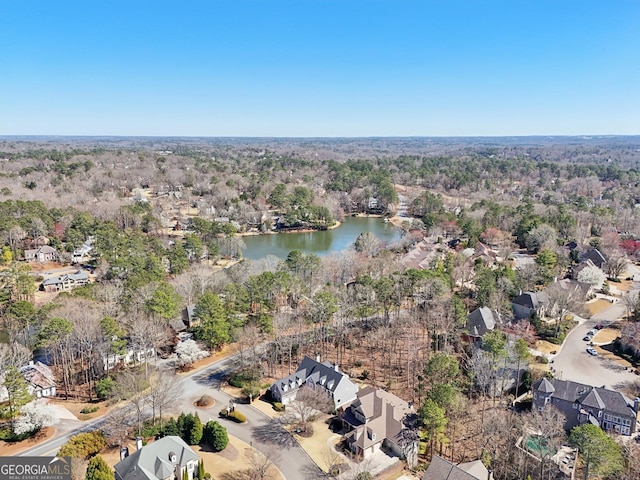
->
[551,264,640,390]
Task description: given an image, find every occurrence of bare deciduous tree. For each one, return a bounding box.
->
[281,386,333,433]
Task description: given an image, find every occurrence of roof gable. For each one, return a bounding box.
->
[114,436,199,480]
[466,307,496,337]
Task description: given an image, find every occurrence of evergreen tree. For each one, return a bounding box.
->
[161,417,180,437]
[203,420,228,452]
[85,455,112,480]
[193,293,230,350]
[2,365,32,428]
[186,413,203,445]
[197,459,205,479]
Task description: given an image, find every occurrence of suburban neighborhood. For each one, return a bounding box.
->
[2,137,640,480]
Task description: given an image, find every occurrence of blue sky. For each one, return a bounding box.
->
[1,1,638,136]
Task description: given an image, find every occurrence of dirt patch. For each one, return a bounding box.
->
[535,340,559,355]
[587,299,614,316]
[0,427,56,456]
[616,279,633,292]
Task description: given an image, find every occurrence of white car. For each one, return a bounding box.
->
[586,348,598,356]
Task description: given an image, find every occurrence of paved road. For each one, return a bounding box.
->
[19,355,319,480]
[552,264,640,390]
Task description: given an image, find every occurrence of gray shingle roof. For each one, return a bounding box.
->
[422,455,491,480]
[466,307,496,337]
[114,436,199,480]
[271,356,352,398]
[533,378,635,417]
[512,292,539,309]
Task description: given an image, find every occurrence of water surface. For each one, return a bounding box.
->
[242,216,401,260]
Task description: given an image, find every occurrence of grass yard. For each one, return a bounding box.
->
[535,340,559,355]
[587,298,614,316]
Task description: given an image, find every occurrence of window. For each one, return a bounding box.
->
[622,426,630,435]
[598,411,602,418]
[545,397,550,405]
[604,413,611,421]
[538,406,543,412]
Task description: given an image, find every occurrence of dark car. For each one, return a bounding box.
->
[595,324,604,329]
[583,334,593,341]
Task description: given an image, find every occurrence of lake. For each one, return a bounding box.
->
[241,216,402,260]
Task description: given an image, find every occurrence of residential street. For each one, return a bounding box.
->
[551,264,640,390]
[19,355,320,480]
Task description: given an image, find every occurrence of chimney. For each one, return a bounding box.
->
[120,447,129,460]
[334,363,339,372]
[634,397,639,413]
[315,354,321,362]
[136,436,143,450]
[487,468,493,480]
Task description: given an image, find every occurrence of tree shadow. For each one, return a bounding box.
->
[251,419,297,448]
[299,463,330,479]
[193,369,224,389]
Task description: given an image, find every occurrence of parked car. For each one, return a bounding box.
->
[588,328,597,335]
[595,324,604,330]
[586,348,598,356]
[583,335,593,341]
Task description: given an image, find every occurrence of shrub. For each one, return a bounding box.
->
[354,360,363,368]
[203,420,228,452]
[85,455,112,480]
[227,410,247,423]
[273,402,285,412]
[58,431,106,458]
[228,368,260,389]
[196,395,214,407]
[80,406,99,414]
[360,370,370,380]
[241,382,261,401]
[356,473,373,480]
[228,377,244,388]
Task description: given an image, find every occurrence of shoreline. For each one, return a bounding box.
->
[238,220,343,237]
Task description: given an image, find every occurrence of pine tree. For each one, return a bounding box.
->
[2,365,32,429]
[85,455,112,480]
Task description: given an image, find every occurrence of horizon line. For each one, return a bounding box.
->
[1,134,639,140]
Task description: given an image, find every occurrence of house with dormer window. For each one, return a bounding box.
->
[269,355,358,410]
[114,435,199,480]
[532,378,639,436]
